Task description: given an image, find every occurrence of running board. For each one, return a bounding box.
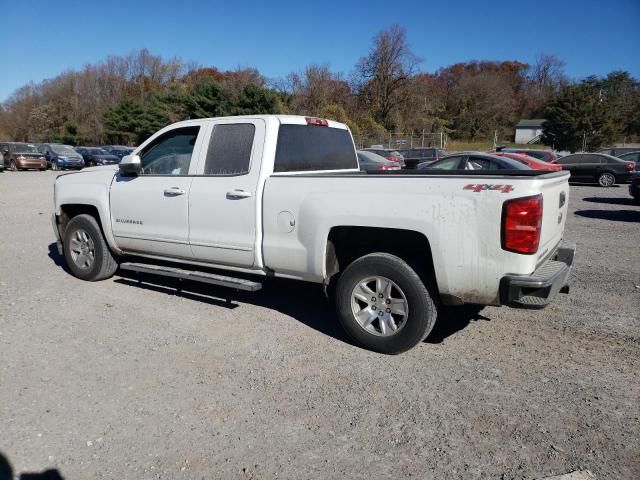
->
[119,262,262,292]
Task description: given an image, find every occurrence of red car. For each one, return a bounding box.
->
[493,152,562,171]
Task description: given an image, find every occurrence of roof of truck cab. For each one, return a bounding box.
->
[166,115,349,130]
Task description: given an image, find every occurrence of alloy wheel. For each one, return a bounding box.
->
[69,228,96,270]
[350,276,409,336]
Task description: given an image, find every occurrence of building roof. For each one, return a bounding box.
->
[516,119,546,128]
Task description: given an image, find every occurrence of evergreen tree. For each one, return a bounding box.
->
[542,83,616,152]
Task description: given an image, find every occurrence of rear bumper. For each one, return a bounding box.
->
[500,244,575,309]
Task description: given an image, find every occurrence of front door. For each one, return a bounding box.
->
[188,119,265,267]
[110,125,205,259]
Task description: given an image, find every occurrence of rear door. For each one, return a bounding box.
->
[188,119,265,267]
[557,155,584,180]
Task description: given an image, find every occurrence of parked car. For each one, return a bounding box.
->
[418,152,530,171]
[52,115,573,354]
[101,145,135,159]
[0,142,47,171]
[492,152,562,171]
[629,174,640,203]
[397,148,446,169]
[357,150,401,172]
[38,143,84,170]
[617,151,640,170]
[362,148,406,168]
[497,148,558,163]
[597,146,639,157]
[0,151,4,172]
[75,147,121,167]
[556,153,634,187]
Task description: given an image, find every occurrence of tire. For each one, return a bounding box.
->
[51,161,58,171]
[9,161,17,171]
[335,252,437,354]
[63,214,118,281]
[598,172,615,187]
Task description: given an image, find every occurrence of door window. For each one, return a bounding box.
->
[139,127,200,175]
[203,123,255,175]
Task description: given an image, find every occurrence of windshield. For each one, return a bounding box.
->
[14,144,39,153]
[51,145,77,154]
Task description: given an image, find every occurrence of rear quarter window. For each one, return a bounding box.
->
[274,125,358,172]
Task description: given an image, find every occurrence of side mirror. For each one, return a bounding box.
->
[119,154,141,175]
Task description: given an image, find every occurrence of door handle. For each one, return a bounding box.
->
[226,189,253,199]
[164,187,186,196]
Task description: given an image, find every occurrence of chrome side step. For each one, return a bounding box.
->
[119,262,262,292]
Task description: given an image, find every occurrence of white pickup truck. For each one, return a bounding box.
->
[52,115,574,353]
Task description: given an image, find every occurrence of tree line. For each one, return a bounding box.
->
[1,25,638,151]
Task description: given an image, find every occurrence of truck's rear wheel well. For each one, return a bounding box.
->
[57,204,102,238]
[326,226,438,297]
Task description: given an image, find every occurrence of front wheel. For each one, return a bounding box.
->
[51,161,59,171]
[9,161,17,171]
[63,214,118,281]
[598,172,615,187]
[335,253,437,354]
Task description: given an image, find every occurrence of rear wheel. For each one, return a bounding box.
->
[598,172,615,187]
[335,252,437,354]
[63,214,118,281]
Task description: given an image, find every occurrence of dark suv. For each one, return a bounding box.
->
[397,148,446,169]
[0,142,47,171]
[556,153,634,187]
[75,147,121,166]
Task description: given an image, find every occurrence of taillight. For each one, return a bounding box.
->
[305,117,329,127]
[501,195,543,254]
[386,156,399,162]
[626,162,634,171]
[380,164,399,170]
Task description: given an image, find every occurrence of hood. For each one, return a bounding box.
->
[56,165,118,181]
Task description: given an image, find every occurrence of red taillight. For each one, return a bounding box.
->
[501,195,543,254]
[626,162,634,171]
[305,116,329,127]
[386,156,399,162]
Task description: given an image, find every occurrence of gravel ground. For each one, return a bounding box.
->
[0,171,638,480]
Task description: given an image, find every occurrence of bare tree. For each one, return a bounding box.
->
[287,64,350,115]
[355,24,421,130]
[530,54,567,92]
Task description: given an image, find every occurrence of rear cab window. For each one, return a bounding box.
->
[274,122,358,173]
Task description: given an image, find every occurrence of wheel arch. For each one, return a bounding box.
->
[57,203,120,254]
[325,226,440,301]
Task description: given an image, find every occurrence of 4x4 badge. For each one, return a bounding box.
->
[463,184,514,193]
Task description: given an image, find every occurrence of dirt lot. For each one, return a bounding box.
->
[0,171,638,480]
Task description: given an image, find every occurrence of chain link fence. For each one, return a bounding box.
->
[354,132,448,150]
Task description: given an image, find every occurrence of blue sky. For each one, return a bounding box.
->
[0,0,638,101]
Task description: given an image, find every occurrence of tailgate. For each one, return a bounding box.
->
[535,173,570,264]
